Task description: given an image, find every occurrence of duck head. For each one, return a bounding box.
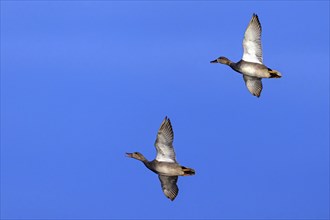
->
[210,56,231,65]
[126,152,147,162]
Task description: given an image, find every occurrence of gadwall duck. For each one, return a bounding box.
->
[210,13,282,97]
[126,116,195,201]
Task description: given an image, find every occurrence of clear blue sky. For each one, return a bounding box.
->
[1,1,329,219]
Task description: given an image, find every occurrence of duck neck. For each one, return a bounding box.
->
[226,59,234,66]
[137,155,148,164]
[142,160,155,172]
[223,59,239,72]
[136,155,150,166]
[141,159,149,165]
[229,61,240,73]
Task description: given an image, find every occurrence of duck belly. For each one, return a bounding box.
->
[236,62,269,78]
[154,163,184,176]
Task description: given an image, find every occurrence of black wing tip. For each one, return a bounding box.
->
[253,93,261,98]
[164,116,171,124]
[167,192,177,201]
[166,194,176,201]
[159,116,173,138]
[253,14,260,22]
[250,13,262,32]
[251,13,260,21]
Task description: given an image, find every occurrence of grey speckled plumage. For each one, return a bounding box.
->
[243,75,263,97]
[210,13,282,98]
[126,116,195,201]
[158,175,178,201]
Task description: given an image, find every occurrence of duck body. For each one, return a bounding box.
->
[210,13,282,97]
[143,160,193,176]
[126,117,195,201]
[230,60,278,78]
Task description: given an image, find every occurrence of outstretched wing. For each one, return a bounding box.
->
[154,116,176,163]
[242,14,263,64]
[243,75,263,97]
[158,175,179,201]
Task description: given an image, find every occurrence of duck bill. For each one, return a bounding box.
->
[125,152,133,158]
[210,59,218,63]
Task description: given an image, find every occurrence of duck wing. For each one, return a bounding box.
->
[158,175,179,201]
[242,14,263,64]
[243,75,263,97]
[154,116,176,163]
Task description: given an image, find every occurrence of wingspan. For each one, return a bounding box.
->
[154,117,176,163]
[243,75,263,97]
[242,14,263,64]
[158,175,179,201]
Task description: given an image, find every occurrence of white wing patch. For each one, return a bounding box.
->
[154,117,176,163]
[242,14,263,64]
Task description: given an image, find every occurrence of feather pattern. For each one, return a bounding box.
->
[242,14,263,64]
[243,75,263,97]
[154,117,176,163]
[158,175,179,201]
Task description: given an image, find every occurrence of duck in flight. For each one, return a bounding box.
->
[210,13,281,97]
[126,116,195,201]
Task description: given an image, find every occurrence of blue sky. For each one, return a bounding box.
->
[1,1,329,219]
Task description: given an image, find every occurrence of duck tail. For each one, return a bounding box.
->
[181,166,196,176]
[268,68,282,78]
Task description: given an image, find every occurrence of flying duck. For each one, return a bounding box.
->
[126,117,195,201]
[211,13,281,97]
